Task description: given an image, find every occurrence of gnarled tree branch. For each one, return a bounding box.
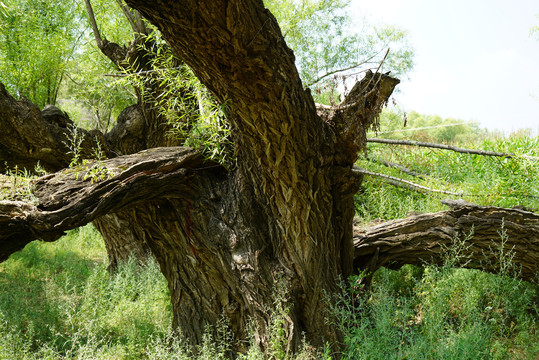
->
[0,83,110,173]
[353,202,539,281]
[0,147,221,262]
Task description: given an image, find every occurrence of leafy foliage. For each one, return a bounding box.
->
[0,226,328,359]
[111,28,235,166]
[60,0,135,131]
[327,224,539,360]
[61,48,134,132]
[330,263,538,359]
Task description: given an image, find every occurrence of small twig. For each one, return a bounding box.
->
[373,48,390,75]
[115,0,138,34]
[306,53,379,88]
[354,49,389,103]
[367,138,539,160]
[246,17,271,48]
[64,72,81,86]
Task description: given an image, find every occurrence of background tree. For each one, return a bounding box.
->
[266,0,413,104]
[0,0,82,107]
[373,110,483,142]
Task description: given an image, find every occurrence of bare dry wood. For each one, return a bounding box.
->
[367,137,539,160]
[353,166,464,196]
[353,202,539,281]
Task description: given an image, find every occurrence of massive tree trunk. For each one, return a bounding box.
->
[0,0,400,352]
[1,0,536,356]
[100,0,400,351]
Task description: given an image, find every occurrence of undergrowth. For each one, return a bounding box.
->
[330,230,539,360]
[1,225,537,359]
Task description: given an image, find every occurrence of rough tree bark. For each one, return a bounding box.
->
[1,0,537,356]
[103,0,400,351]
[354,200,539,282]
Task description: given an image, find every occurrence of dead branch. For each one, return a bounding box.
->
[366,157,425,178]
[367,138,539,160]
[306,53,379,88]
[352,166,463,196]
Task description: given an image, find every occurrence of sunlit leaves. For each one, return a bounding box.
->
[112,29,233,166]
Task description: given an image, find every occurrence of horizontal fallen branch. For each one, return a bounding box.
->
[352,166,463,196]
[354,167,539,201]
[367,138,539,160]
[353,202,539,281]
[366,157,425,179]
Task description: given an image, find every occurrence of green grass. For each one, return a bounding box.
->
[331,262,538,359]
[0,225,174,359]
[1,226,536,359]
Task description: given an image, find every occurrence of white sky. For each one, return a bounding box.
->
[350,0,539,134]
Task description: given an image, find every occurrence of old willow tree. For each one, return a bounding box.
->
[0,0,538,356]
